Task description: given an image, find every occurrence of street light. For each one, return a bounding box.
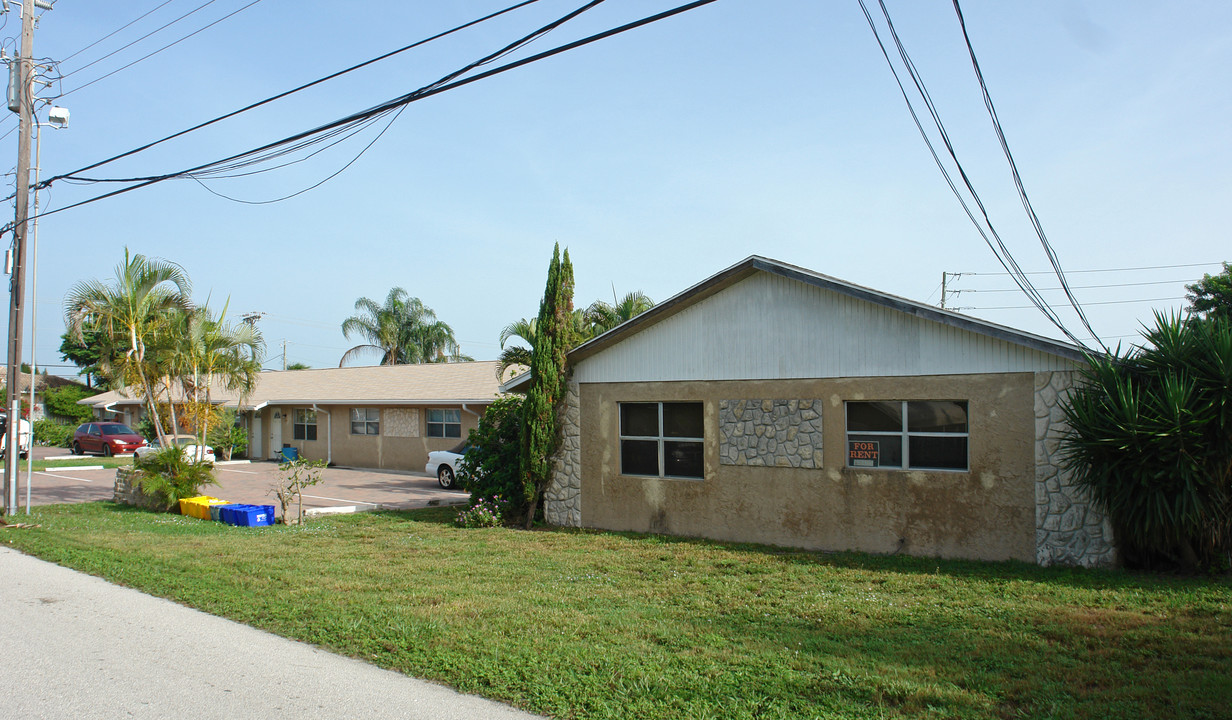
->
[21,103,67,513]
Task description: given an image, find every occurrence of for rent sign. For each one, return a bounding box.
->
[848,440,879,467]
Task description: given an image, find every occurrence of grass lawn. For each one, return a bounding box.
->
[3,502,1229,720]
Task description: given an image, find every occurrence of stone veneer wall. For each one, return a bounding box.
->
[544,379,582,527]
[383,408,419,438]
[113,466,170,511]
[718,399,823,468]
[1034,370,1117,568]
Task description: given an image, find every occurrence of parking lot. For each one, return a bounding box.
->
[11,452,469,518]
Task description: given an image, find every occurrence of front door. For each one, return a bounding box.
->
[251,416,263,459]
[270,414,282,459]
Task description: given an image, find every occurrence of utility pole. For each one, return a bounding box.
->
[3,1,45,517]
[282,339,287,371]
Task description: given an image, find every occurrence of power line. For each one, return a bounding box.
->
[964,296,1185,311]
[58,0,179,64]
[27,0,544,192]
[857,0,1088,349]
[60,0,267,99]
[957,278,1201,294]
[961,261,1224,276]
[59,0,223,80]
[950,0,1102,349]
[20,0,722,221]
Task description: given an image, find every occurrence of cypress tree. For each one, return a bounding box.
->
[519,243,575,528]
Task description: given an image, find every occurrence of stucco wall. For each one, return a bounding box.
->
[254,404,483,471]
[569,373,1038,562]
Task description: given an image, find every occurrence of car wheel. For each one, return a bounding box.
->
[438,465,455,489]
[101,444,112,458]
[72,442,82,455]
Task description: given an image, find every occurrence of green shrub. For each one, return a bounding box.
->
[208,409,247,460]
[457,396,524,517]
[42,385,95,425]
[33,419,74,447]
[133,445,219,512]
[1061,311,1232,572]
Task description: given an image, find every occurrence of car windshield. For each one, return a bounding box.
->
[101,424,136,436]
[449,441,469,454]
[172,437,196,447]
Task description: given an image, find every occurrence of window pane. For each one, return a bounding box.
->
[664,440,703,478]
[621,439,659,476]
[427,409,443,423]
[846,434,902,468]
[909,436,967,470]
[663,402,703,438]
[442,409,461,424]
[847,402,902,432]
[908,401,968,433]
[620,403,659,437]
[444,423,461,438]
[427,423,442,438]
[293,426,305,440]
[351,422,365,435]
[367,421,380,435]
[307,425,317,441]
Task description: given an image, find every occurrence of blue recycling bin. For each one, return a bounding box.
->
[281,446,299,462]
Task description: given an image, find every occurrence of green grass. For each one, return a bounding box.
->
[4,503,1230,720]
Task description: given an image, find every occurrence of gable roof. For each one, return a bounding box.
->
[82,361,516,411]
[503,256,1087,391]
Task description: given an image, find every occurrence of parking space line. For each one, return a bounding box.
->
[300,494,381,507]
[34,471,94,483]
[216,467,260,475]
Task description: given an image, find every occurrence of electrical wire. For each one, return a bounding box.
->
[60,0,266,99]
[857,0,1089,349]
[957,278,1202,294]
[966,296,1185,311]
[31,0,545,191]
[949,0,1103,349]
[58,0,179,64]
[964,261,1223,276]
[21,0,721,221]
[59,0,223,80]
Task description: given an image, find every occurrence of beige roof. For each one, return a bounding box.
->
[81,361,519,410]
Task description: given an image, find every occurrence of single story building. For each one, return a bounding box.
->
[82,361,512,472]
[515,256,1115,568]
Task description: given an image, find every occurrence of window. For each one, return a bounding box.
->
[427,408,461,438]
[351,408,380,435]
[619,402,704,479]
[845,400,968,471]
[293,409,317,441]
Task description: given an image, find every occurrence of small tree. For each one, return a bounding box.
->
[272,458,327,525]
[1186,261,1232,321]
[518,244,575,528]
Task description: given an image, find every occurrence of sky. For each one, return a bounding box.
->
[1,0,1229,376]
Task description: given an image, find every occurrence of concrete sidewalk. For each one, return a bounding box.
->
[0,547,543,719]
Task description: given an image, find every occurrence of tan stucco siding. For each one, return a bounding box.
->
[579,373,1036,562]
[264,405,482,471]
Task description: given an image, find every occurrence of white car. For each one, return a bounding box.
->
[425,441,469,489]
[0,417,31,459]
[134,434,216,465]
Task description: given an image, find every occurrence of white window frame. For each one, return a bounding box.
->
[618,401,705,479]
[426,408,462,438]
[844,400,969,471]
[350,408,380,436]
[293,409,317,441]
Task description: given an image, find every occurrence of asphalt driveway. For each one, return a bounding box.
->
[11,456,469,516]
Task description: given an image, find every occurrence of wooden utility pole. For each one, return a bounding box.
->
[3,1,38,516]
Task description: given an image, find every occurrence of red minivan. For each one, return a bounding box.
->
[72,422,147,456]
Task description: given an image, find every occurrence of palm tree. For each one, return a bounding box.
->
[497,318,536,379]
[190,305,264,461]
[585,290,655,336]
[63,249,192,446]
[340,288,464,366]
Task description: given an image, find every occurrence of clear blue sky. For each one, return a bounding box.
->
[2,0,1228,374]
